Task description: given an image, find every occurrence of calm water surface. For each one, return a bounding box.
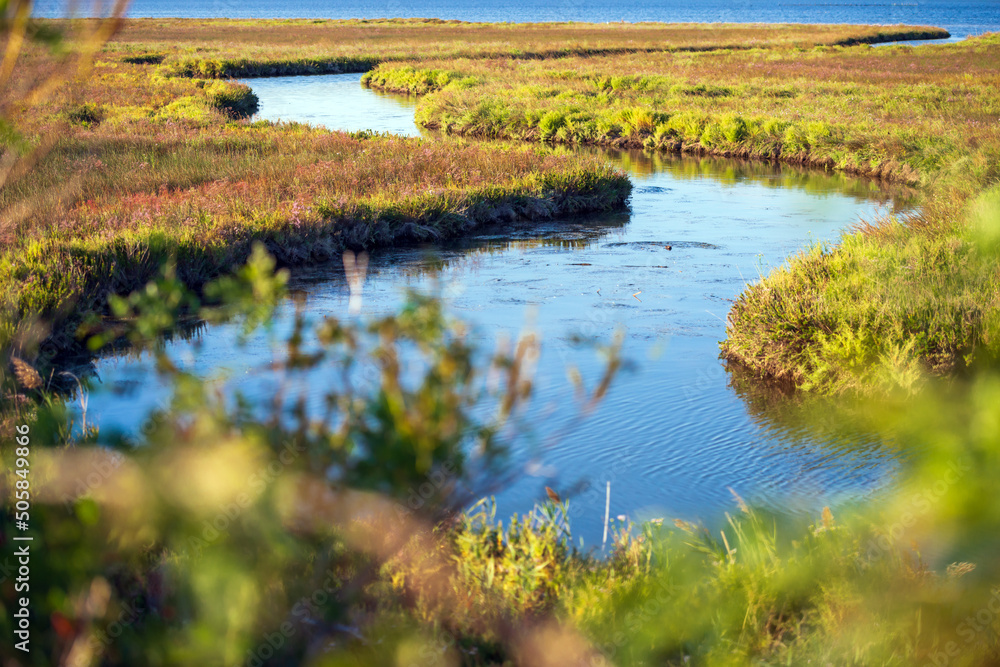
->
[35,0,1000,40]
[81,74,915,544]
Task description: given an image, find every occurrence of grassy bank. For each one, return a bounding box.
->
[1,127,629,363]
[363,34,1000,391]
[364,35,998,183]
[721,182,1000,392]
[1,34,629,366]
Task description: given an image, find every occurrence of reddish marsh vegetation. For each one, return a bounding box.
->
[0,30,628,363]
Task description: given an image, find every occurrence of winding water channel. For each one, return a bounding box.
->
[82,73,914,545]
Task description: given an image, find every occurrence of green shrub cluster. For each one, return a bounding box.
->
[204,80,259,118]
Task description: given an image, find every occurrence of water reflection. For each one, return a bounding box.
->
[726,362,901,486]
[589,147,919,210]
[241,72,427,137]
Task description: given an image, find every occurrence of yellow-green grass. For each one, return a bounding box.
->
[365,35,1000,182]
[363,35,1000,391]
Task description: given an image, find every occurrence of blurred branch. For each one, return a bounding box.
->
[0,0,32,88]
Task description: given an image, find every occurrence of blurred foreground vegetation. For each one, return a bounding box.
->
[3,244,1000,666]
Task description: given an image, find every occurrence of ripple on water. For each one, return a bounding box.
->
[603,241,721,250]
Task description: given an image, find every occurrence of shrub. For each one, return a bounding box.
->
[700,121,725,147]
[616,107,662,136]
[806,120,834,146]
[609,75,635,90]
[783,124,811,153]
[121,52,165,65]
[523,109,545,128]
[566,116,598,142]
[700,115,751,148]
[596,116,621,139]
[459,100,509,135]
[197,58,223,77]
[665,111,709,142]
[762,117,791,137]
[66,103,104,127]
[205,81,259,118]
[653,121,675,142]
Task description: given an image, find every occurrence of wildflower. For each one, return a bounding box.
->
[289,201,309,228]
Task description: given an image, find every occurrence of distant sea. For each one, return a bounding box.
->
[32,0,1000,41]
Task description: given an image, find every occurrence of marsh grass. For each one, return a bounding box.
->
[0,129,629,366]
[1,38,629,367]
[722,183,1000,393]
[367,35,1000,184]
[364,33,1000,391]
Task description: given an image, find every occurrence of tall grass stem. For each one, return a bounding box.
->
[602,480,610,551]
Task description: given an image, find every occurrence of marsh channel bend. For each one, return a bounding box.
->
[82,72,912,545]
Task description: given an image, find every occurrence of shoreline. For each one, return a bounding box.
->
[404,122,924,185]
